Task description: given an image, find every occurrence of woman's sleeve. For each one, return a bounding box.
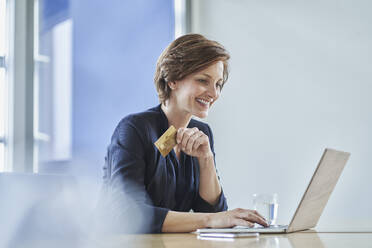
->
[192,124,228,213]
[100,116,169,233]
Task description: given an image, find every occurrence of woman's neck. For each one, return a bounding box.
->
[161,101,192,129]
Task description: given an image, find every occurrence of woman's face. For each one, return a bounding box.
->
[169,61,224,119]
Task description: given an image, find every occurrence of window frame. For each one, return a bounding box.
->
[174,0,191,38]
[0,0,8,171]
[0,56,5,67]
[2,0,35,172]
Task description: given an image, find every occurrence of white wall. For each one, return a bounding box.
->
[192,0,372,230]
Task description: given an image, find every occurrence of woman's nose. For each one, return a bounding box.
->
[208,83,219,99]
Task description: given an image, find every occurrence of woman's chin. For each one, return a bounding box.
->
[194,110,208,119]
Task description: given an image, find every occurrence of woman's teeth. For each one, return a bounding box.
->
[196,98,210,105]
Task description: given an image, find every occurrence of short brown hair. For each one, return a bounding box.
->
[154,34,230,104]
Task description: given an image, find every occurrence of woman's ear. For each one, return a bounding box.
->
[168,81,177,90]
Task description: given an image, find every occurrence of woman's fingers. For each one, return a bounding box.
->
[177,127,198,146]
[180,128,198,151]
[252,210,267,221]
[177,127,209,155]
[236,209,268,227]
[185,131,203,153]
[193,135,208,151]
[176,128,185,144]
[232,218,254,228]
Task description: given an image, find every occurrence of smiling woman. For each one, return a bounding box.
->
[98,34,268,234]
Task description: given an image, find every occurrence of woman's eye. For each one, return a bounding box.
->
[197,79,208,83]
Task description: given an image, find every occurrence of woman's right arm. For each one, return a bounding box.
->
[102,116,169,233]
[162,208,268,233]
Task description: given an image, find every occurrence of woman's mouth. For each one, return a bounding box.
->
[196,98,210,109]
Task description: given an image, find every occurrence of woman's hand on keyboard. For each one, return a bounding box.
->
[206,208,269,228]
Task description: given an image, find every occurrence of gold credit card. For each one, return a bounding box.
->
[154,125,177,157]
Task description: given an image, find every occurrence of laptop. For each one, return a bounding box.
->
[196,148,350,234]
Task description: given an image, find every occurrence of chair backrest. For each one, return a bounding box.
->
[0,172,80,248]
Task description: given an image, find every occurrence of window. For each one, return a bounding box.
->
[0,0,73,172]
[2,0,174,173]
[34,0,73,172]
[0,0,7,171]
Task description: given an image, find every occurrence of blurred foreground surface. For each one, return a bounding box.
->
[89,232,372,248]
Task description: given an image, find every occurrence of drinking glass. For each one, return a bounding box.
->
[252,193,278,226]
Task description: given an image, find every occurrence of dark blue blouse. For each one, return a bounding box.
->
[101,105,228,233]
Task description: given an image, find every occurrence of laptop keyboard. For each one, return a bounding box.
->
[234,225,288,229]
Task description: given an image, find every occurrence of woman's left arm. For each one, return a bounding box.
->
[198,154,222,205]
[177,126,223,206]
